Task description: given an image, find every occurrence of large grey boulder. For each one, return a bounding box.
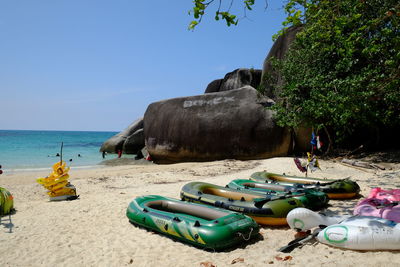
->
[261,25,303,100]
[144,86,291,164]
[100,118,144,154]
[204,68,262,93]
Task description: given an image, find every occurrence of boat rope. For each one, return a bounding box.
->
[238,227,254,241]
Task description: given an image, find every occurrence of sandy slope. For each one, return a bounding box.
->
[1,157,400,267]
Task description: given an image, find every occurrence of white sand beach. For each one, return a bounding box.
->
[1,156,400,267]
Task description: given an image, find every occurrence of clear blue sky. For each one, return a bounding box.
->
[0,0,287,132]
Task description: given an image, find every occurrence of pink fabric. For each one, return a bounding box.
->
[354,198,400,222]
[368,187,400,202]
[293,158,307,173]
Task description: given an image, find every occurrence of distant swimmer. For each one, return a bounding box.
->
[78,154,82,157]
[56,153,60,157]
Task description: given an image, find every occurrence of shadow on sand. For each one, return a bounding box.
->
[1,210,16,233]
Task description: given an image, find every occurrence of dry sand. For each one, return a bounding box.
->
[1,157,400,267]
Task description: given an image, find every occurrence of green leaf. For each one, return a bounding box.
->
[188,21,198,30]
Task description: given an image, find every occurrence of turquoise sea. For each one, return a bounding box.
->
[0,130,119,171]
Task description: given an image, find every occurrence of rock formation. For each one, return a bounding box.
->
[101,26,312,161]
[144,86,291,164]
[100,118,144,154]
[261,25,303,100]
[205,68,262,94]
[122,128,145,154]
[204,79,223,94]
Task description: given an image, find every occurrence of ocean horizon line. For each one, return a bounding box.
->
[0,129,119,133]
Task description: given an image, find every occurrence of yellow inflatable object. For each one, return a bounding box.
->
[48,180,69,191]
[37,161,78,201]
[37,174,69,188]
[47,186,76,197]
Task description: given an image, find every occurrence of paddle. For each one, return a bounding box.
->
[277,229,321,253]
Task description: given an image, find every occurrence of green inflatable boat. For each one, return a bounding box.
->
[226,179,329,210]
[250,171,360,199]
[180,182,304,226]
[126,195,259,250]
[0,187,14,215]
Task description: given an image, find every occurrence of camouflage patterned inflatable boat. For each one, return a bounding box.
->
[226,179,329,210]
[180,182,304,226]
[250,171,360,199]
[126,195,259,250]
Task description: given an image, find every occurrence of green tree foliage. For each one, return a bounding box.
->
[267,0,400,147]
[188,0,256,30]
[189,0,400,148]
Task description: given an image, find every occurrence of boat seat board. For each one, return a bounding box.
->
[145,200,228,221]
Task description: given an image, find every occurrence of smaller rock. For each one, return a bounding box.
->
[123,128,145,154]
[100,117,143,153]
[204,68,262,94]
[204,79,223,93]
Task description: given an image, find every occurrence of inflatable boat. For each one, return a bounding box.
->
[250,171,360,199]
[286,207,350,232]
[318,217,400,250]
[0,187,14,215]
[180,182,303,226]
[226,179,329,210]
[286,208,400,250]
[126,195,259,250]
[354,198,400,222]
